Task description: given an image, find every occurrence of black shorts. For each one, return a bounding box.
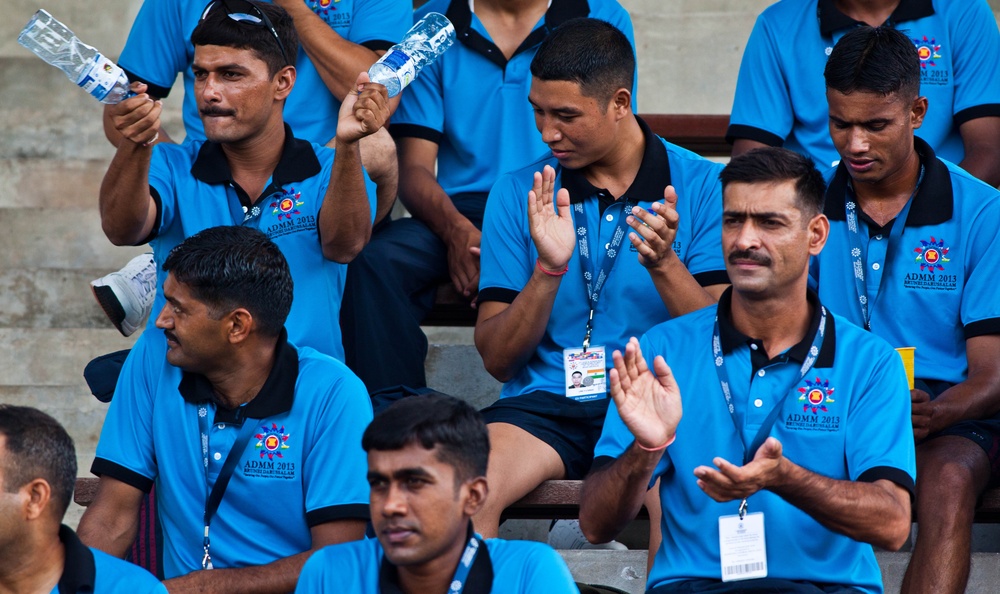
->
[480,390,610,479]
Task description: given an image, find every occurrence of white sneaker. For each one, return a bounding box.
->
[91,253,157,337]
[547,519,628,550]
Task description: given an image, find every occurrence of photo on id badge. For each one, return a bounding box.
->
[563,347,607,401]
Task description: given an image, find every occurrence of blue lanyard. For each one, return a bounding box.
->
[198,404,257,570]
[843,167,923,330]
[447,537,482,594]
[573,200,633,350]
[711,305,827,467]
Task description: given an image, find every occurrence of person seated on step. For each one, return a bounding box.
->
[297,393,578,594]
[79,226,373,593]
[812,26,1000,594]
[473,17,728,544]
[581,147,915,594]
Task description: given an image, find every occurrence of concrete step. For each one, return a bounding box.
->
[0,207,147,268]
[0,158,109,208]
[558,550,1000,594]
[0,328,139,386]
[0,267,125,329]
[425,343,501,410]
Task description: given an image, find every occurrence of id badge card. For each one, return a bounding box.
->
[719,512,767,582]
[563,346,607,401]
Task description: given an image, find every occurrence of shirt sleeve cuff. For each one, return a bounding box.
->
[725,124,785,148]
[361,40,395,52]
[857,465,915,499]
[389,123,441,144]
[120,68,172,100]
[954,104,1000,127]
[306,503,370,527]
[964,318,1000,339]
[693,270,730,288]
[91,458,155,493]
[477,287,519,306]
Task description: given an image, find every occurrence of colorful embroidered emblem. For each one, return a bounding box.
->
[912,36,942,68]
[270,188,304,221]
[914,237,950,272]
[798,377,835,414]
[255,423,290,460]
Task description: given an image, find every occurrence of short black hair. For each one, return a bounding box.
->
[825,25,920,100]
[720,147,827,217]
[572,371,583,377]
[362,394,490,483]
[0,405,77,519]
[192,0,298,77]
[162,226,293,337]
[530,18,635,106]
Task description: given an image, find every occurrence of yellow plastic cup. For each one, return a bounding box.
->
[895,347,915,390]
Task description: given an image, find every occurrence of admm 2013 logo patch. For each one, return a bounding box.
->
[798,377,835,414]
[905,237,958,291]
[270,188,304,221]
[244,423,296,480]
[256,423,290,459]
[786,377,841,432]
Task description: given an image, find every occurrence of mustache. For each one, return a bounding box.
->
[163,330,179,344]
[728,250,772,266]
[200,107,236,117]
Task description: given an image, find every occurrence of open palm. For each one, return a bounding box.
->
[528,165,577,271]
[610,337,683,449]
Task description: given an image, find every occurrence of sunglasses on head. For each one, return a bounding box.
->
[200,0,291,67]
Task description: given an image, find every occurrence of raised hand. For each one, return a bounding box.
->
[610,337,682,450]
[628,184,681,270]
[336,72,390,145]
[110,82,162,147]
[528,165,576,272]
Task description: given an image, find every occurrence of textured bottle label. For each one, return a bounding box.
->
[77,53,124,101]
[381,48,416,90]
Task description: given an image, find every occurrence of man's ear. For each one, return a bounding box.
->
[611,88,631,119]
[274,65,296,101]
[225,308,254,344]
[23,479,52,521]
[910,96,928,131]
[808,213,830,257]
[461,477,489,517]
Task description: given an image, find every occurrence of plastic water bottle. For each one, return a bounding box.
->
[18,9,131,104]
[368,12,456,98]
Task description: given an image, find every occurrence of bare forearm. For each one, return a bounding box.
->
[164,550,312,594]
[925,380,1000,434]
[474,270,562,381]
[282,2,380,102]
[77,498,140,558]
[99,142,156,246]
[646,255,720,317]
[321,139,372,262]
[103,101,175,148]
[958,151,1000,188]
[579,443,661,544]
[398,165,470,238]
[771,460,910,550]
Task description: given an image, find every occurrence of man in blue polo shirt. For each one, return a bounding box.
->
[297,394,578,593]
[0,405,165,594]
[97,0,386,360]
[813,26,1000,594]
[339,0,636,394]
[79,227,373,592]
[581,147,915,593]
[727,0,1000,186]
[92,0,409,336]
[473,18,728,538]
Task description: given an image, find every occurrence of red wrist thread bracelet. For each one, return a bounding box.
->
[536,258,569,276]
[636,434,676,452]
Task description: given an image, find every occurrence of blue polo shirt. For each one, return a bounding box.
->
[478,117,728,399]
[390,0,636,197]
[56,525,166,593]
[92,331,372,580]
[594,290,916,592]
[117,0,410,144]
[296,534,578,593]
[727,0,1000,169]
[812,138,1000,385]
[145,126,377,360]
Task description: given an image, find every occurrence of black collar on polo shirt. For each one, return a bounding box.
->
[824,136,953,227]
[716,287,837,369]
[445,0,590,69]
[560,116,669,214]
[58,525,96,594]
[190,123,321,191]
[178,329,299,424]
[818,0,934,37]
[378,522,494,594]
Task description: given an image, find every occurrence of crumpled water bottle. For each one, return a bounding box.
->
[368,12,456,98]
[18,9,131,104]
